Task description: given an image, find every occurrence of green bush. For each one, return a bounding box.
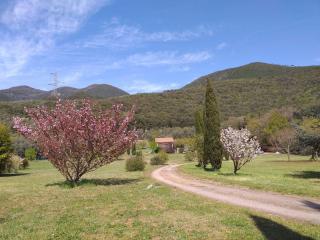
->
[150,151,168,165]
[25,148,37,161]
[149,140,160,153]
[185,151,196,161]
[0,123,13,173]
[125,152,145,171]
[7,155,21,173]
[150,155,162,165]
[159,151,168,162]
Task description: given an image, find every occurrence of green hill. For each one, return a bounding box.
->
[105,62,320,128]
[1,62,319,129]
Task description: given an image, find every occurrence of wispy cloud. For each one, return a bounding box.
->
[119,51,212,67]
[0,0,108,79]
[216,42,227,50]
[81,18,214,49]
[126,80,180,93]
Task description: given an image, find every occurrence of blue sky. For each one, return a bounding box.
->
[0,0,319,93]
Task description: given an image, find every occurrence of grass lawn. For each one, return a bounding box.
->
[0,153,319,240]
[180,153,320,198]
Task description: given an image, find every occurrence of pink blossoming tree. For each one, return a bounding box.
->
[13,99,137,183]
[220,127,260,174]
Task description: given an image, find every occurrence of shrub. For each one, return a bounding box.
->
[159,151,168,162]
[126,152,145,171]
[150,155,162,165]
[136,140,148,149]
[0,123,13,173]
[150,151,168,165]
[21,159,29,169]
[25,148,37,161]
[7,155,21,173]
[185,151,196,162]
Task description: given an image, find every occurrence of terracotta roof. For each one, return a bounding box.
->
[155,137,174,143]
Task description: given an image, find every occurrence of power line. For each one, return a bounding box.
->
[48,72,63,98]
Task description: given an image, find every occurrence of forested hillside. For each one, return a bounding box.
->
[106,62,320,128]
[1,62,319,129]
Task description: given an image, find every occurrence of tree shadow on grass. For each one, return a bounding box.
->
[217,172,252,177]
[46,177,141,188]
[250,215,314,240]
[0,173,30,177]
[287,171,320,179]
[302,200,320,212]
[270,160,313,163]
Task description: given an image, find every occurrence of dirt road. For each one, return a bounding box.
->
[151,164,320,224]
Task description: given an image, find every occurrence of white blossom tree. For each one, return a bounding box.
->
[220,127,260,174]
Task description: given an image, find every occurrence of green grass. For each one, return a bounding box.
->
[0,153,319,240]
[180,153,320,198]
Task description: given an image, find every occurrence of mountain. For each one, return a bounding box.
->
[0,86,46,101]
[1,62,319,129]
[81,84,129,98]
[0,84,128,101]
[104,62,320,128]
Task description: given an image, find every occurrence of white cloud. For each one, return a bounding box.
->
[0,0,108,79]
[168,66,191,72]
[62,71,84,85]
[126,80,180,93]
[216,42,227,50]
[121,51,212,67]
[82,19,214,49]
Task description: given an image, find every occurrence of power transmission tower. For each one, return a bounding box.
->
[49,72,62,98]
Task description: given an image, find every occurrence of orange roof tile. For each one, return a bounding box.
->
[155,137,174,143]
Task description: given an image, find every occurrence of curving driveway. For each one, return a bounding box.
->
[151,164,320,224]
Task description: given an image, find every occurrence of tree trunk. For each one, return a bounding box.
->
[287,145,290,161]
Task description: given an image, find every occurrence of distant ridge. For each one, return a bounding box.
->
[1,62,319,129]
[0,84,129,101]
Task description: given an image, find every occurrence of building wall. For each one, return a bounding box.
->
[157,142,174,153]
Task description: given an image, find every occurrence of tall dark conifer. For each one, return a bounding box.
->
[194,109,204,167]
[203,80,223,170]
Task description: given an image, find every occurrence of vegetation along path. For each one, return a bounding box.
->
[151,164,320,224]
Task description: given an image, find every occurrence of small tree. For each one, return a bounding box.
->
[13,99,137,184]
[299,118,320,161]
[25,147,37,161]
[220,127,260,174]
[203,80,223,170]
[0,123,13,173]
[272,127,297,161]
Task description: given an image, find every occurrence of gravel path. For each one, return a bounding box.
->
[151,164,320,224]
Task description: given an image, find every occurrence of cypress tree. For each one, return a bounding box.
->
[194,110,204,167]
[194,110,204,135]
[0,123,13,173]
[203,80,223,170]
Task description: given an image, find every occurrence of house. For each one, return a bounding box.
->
[155,137,175,153]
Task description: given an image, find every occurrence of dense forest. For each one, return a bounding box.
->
[1,62,319,129]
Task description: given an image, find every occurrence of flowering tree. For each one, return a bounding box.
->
[220,127,260,174]
[13,99,137,183]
